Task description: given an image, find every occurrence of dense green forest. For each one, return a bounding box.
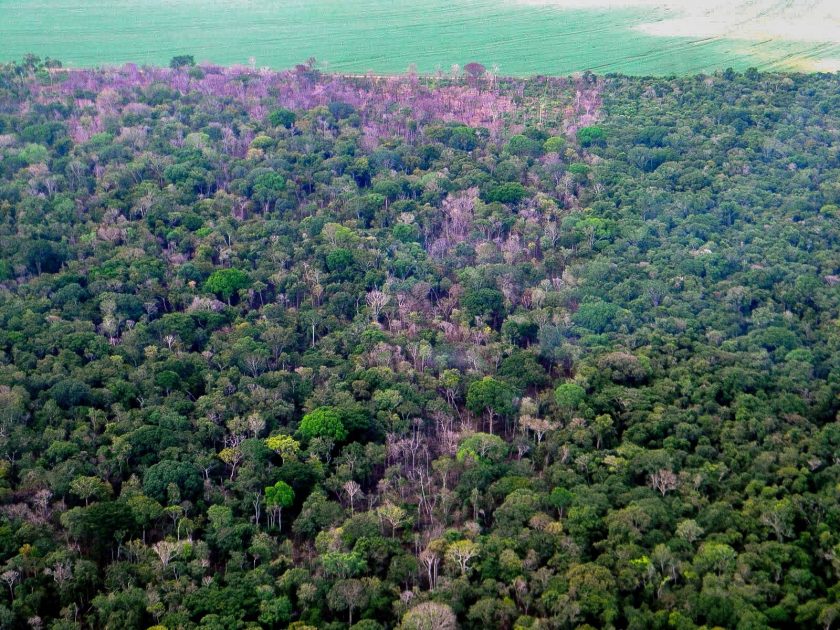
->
[0,56,838,629]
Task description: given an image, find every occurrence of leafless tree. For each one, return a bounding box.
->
[366,289,390,321]
[0,570,19,599]
[152,540,181,570]
[649,469,678,496]
[342,480,362,514]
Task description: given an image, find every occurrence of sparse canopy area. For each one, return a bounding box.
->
[0,56,837,629]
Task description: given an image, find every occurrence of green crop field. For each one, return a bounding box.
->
[1,0,839,75]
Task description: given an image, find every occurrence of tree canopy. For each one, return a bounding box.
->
[0,57,836,629]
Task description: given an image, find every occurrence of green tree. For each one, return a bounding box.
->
[252,172,287,213]
[456,432,508,464]
[572,300,625,333]
[69,476,112,506]
[554,382,586,415]
[562,562,618,625]
[543,136,567,153]
[485,182,527,204]
[264,434,301,465]
[495,488,540,535]
[448,126,478,151]
[25,239,66,274]
[577,125,606,147]
[205,268,250,305]
[466,377,516,434]
[297,407,348,443]
[265,481,295,530]
[461,287,505,326]
[549,487,575,519]
[169,55,195,69]
[268,108,297,129]
[507,134,543,157]
[143,460,203,503]
[126,493,163,542]
[321,551,366,579]
[259,595,293,626]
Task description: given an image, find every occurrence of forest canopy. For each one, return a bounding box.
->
[0,55,837,629]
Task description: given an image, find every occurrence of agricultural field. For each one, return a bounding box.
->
[1,0,839,75]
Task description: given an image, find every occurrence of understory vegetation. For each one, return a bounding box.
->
[0,56,838,629]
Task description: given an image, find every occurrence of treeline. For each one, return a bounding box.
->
[0,56,837,629]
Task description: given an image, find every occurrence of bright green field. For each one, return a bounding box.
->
[1,0,838,75]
